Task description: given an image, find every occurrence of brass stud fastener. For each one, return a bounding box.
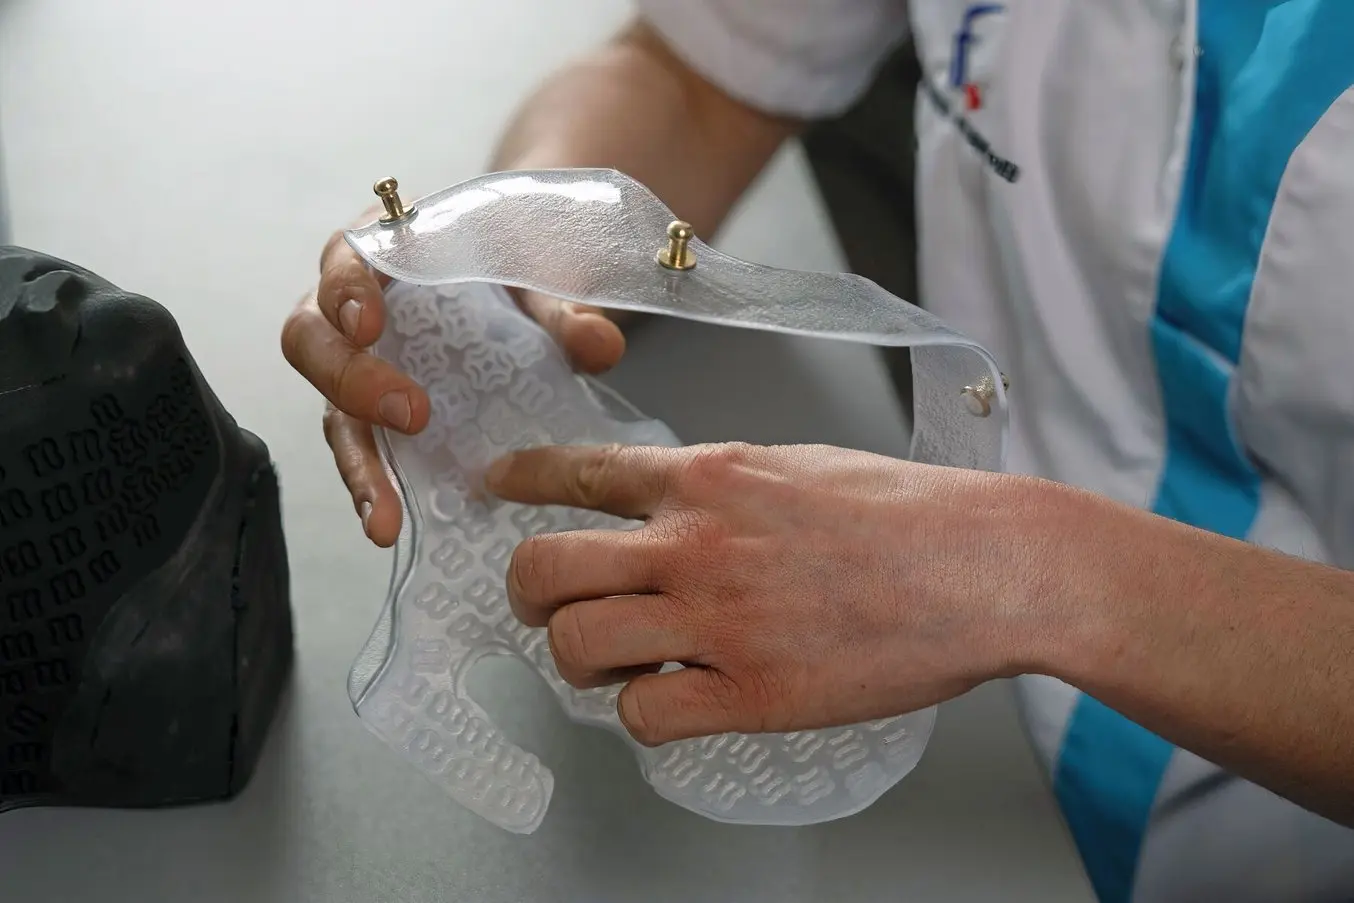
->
[656,220,696,271]
[961,373,1010,418]
[374,177,414,224]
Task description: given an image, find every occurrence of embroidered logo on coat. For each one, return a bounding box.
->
[923,2,1020,183]
[950,3,1005,110]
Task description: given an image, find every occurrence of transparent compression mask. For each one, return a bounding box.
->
[343,170,1009,834]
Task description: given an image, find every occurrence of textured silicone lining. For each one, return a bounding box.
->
[343,169,1008,834]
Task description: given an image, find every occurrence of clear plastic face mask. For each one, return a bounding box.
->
[343,169,1009,834]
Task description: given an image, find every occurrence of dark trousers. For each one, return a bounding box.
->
[801,43,922,420]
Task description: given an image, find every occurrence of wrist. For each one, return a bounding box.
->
[995,478,1146,685]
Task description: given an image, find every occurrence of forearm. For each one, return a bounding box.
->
[1027,483,1354,825]
[490,19,797,239]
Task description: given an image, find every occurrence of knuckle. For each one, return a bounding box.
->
[547,605,591,673]
[681,442,753,490]
[619,684,664,747]
[330,350,367,412]
[647,507,703,546]
[689,515,731,556]
[508,536,556,614]
[571,443,624,508]
[319,229,347,272]
[702,669,745,714]
[320,258,371,306]
[718,440,757,461]
[724,668,785,733]
[279,305,313,367]
[654,508,729,567]
[683,670,759,736]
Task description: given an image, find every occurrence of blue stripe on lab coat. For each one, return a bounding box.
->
[1051,3,1354,901]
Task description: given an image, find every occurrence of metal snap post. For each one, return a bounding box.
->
[961,373,1010,417]
[374,177,415,224]
[656,220,696,271]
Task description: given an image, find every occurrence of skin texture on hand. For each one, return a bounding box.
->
[278,17,793,548]
[486,439,1354,827]
[484,441,1043,746]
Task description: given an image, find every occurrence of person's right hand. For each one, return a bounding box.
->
[280,209,627,547]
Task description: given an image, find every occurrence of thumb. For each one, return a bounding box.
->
[517,290,626,375]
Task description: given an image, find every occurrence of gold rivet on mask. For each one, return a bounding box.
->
[656,220,696,271]
[374,177,414,224]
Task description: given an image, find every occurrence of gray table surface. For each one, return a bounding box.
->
[0,1,1094,899]
[0,319,1095,903]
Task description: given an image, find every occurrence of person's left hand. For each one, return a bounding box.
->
[485,441,1057,746]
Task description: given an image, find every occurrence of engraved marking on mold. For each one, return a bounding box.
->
[429,487,469,525]
[736,742,770,775]
[508,374,553,416]
[669,759,703,788]
[503,329,547,368]
[479,398,521,446]
[396,674,431,706]
[482,538,514,573]
[390,295,439,337]
[750,770,792,804]
[789,733,826,763]
[464,344,515,392]
[509,504,554,536]
[400,332,454,384]
[453,516,494,545]
[47,527,86,567]
[880,722,913,747]
[0,489,33,529]
[412,582,457,620]
[46,614,82,644]
[844,762,888,799]
[411,639,452,674]
[795,766,836,805]
[440,301,488,352]
[430,543,474,582]
[831,739,869,771]
[698,734,729,760]
[447,613,494,646]
[429,374,479,426]
[719,783,747,810]
[463,577,497,615]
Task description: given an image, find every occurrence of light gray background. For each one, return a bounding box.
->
[0,1,1093,900]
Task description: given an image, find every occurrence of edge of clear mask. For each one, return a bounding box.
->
[342,170,1011,372]
[340,168,1009,829]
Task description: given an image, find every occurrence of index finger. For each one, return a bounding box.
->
[485,444,675,519]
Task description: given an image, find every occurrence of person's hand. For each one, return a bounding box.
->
[485,441,1052,745]
[280,208,626,546]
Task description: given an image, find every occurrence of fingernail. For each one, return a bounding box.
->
[339,299,363,340]
[378,391,411,431]
[359,500,373,535]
